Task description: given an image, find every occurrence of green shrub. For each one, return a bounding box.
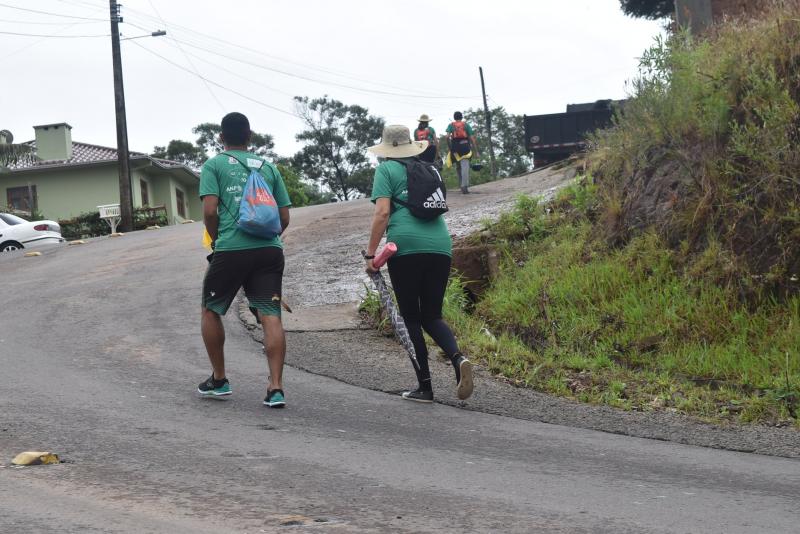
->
[59,206,169,240]
[590,7,800,295]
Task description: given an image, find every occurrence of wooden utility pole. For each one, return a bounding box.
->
[478,66,497,178]
[109,0,133,232]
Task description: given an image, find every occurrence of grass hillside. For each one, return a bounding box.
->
[363,6,800,426]
[443,7,800,426]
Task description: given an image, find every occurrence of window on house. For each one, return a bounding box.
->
[140,180,149,206]
[6,185,37,212]
[176,188,186,218]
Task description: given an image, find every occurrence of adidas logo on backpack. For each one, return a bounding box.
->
[392,158,449,220]
[424,188,448,209]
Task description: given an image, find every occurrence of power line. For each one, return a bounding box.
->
[122,7,478,99]
[138,29,457,112]
[169,36,477,101]
[53,0,107,9]
[0,4,105,61]
[136,34,296,99]
[144,0,225,112]
[0,17,100,25]
[0,2,105,20]
[129,39,301,119]
[0,30,107,37]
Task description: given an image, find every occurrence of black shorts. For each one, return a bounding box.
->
[202,247,284,317]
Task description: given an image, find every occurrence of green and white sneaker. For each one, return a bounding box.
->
[263,389,286,408]
[197,375,232,397]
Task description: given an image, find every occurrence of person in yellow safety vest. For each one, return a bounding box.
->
[445,111,479,194]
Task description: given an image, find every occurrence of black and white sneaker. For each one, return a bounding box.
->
[453,355,474,400]
[197,375,232,397]
[263,389,286,408]
[401,388,434,403]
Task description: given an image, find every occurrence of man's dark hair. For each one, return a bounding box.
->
[453,111,463,120]
[221,112,251,146]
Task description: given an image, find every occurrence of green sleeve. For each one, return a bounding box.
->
[445,123,453,134]
[429,126,437,139]
[199,158,220,198]
[267,164,292,208]
[370,164,392,202]
[466,123,475,136]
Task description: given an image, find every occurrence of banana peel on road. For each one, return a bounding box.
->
[11,451,60,466]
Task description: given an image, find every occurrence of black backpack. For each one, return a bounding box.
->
[392,157,449,220]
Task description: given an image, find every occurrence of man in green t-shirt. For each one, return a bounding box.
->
[446,111,479,194]
[197,112,292,408]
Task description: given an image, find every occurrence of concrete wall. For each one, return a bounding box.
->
[187,184,201,221]
[34,123,72,161]
[169,178,196,224]
[149,174,173,221]
[1,166,120,220]
[1,164,199,224]
[149,175,200,224]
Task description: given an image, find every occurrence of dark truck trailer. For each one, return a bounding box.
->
[524,100,622,166]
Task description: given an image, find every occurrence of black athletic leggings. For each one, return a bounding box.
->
[387,253,460,388]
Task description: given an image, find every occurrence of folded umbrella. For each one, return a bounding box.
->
[363,243,420,371]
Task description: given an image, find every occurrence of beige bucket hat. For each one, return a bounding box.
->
[418,114,432,123]
[368,125,428,158]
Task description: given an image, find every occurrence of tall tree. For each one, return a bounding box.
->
[292,96,384,200]
[151,139,206,169]
[463,107,532,177]
[192,122,276,159]
[620,0,674,19]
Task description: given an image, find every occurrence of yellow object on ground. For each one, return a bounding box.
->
[202,229,213,251]
[68,240,85,246]
[23,251,42,257]
[11,451,60,466]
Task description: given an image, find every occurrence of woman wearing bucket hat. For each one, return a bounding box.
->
[364,125,474,403]
[414,114,439,165]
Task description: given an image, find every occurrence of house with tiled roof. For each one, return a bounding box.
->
[0,122,200,224]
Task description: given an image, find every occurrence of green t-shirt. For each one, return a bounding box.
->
[199,150,292,251]
[414,126,437,143]
[370,160,452,257]
[445,121,475,137]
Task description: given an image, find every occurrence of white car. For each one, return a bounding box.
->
[0,213,65,252]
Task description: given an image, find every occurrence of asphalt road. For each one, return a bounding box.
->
[2,172,799,533]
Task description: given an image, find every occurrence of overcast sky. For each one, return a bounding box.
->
[1,0,663,157]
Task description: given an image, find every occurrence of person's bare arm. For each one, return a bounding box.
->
[366,198,391,273]
[279,206,290,234]
[203,195,220,244]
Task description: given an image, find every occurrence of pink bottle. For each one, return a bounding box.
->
[373,242,397,268]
